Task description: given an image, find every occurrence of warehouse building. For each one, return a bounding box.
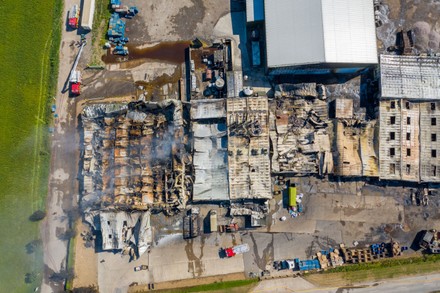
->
[247,0,378,74]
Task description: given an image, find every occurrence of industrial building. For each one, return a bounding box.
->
[227,97,272,200]
[379,55,440,182]
[247,0,378,74]
[270,83,333,175]
[81,101,190,212]
[380,55,440,100]
[81,0,95,30]
[191,99,229,201]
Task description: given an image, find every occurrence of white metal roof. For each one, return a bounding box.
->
[246,0,264,22]
[264,0,378,68]
[380,55,440,100]
[192,123,229,201]
[81,0,96,30]
[190,99,226,120]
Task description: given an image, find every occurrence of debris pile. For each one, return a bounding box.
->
[85,210,152,259]
[271,83,332,175]
[419,229,440,253]
[81,100,190,213]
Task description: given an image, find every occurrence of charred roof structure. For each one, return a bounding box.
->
[333,119,378,177]
[380,55,440,100]
[81,100,191,212]
[269,82,379,178]
[379,55,440,182]
[81,100,193,253]
[191,99,229,201]
[84,210,152,260]
[227,97,271,200]
[270,83,333,175]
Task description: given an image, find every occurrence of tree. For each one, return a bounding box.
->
[29,210,46,222]
[25,272,37,284]
[25,239,42,254]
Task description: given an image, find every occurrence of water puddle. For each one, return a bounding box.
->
[102,41,191,64]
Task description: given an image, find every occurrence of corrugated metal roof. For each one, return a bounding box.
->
[192,123,229,201]
[380,55,440,100]
[246,0,264,22]
[190,99,226,120]
[265,0,377,68]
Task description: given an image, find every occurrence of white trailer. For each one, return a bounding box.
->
[81,0,95,30]
[209,210,218,233]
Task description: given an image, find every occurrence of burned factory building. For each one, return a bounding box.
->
[81,100,192,253]
[379,55,440,182]
[190,99,229,202]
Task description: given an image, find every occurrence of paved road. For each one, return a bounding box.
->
[40,0,82,291]
[252,274,440,293]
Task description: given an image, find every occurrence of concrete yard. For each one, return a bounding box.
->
[98,233,245,293]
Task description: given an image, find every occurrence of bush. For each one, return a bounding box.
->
[25,239,42,254]
[25,272,37,284]
[29,210,46,222]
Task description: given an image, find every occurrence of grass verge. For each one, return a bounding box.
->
[153,279,259,293]
[89,0,112,66]
[65,220,78,291]
[305,254,440,287]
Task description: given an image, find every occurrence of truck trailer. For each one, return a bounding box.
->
[68,4,80,29]
[209,210,217,233]
[81,0,95,30]
[288,182,297,208]
[273,259,295,270]
[183,214,200,239]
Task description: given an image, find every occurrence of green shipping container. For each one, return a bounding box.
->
[288,187,297,207]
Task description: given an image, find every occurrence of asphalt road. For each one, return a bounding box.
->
[252,273,440,293]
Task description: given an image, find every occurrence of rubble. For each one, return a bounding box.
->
[81,100,190,212]
[270,84,332,175]
[85,210,152,258]
[227,97,272,200]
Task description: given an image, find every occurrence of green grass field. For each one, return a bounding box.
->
[0,0,62,292]
[305,254,440,287]
[154,279,259,293]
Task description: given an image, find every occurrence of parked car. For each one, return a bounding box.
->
[134,265,148,271]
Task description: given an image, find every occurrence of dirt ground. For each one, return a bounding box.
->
[377,0,440,53]
[80,0,247,101]
[126,0,230,44]
[72,221,97,288]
